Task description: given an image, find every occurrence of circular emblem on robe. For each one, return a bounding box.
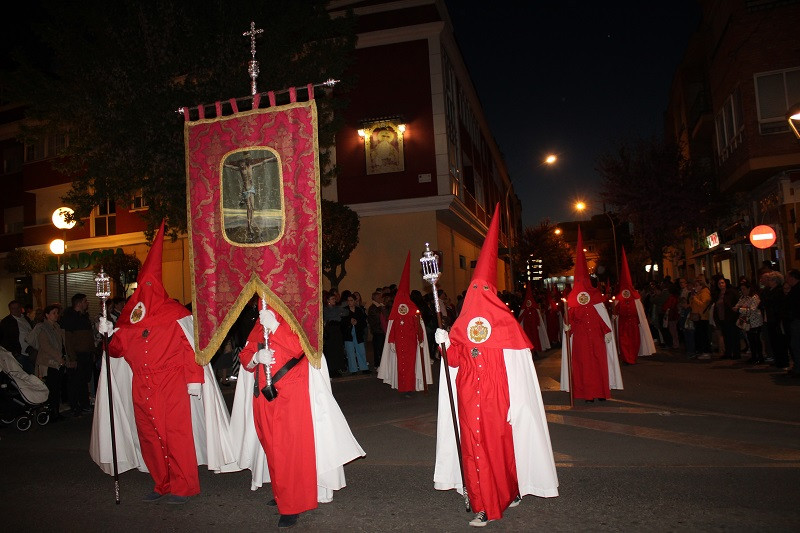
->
[525,299,533,308]
[398,303,409,316]
[130,301,146,324]
[467,317,491,343]
[622,289,631,299]
[577,291,591,306]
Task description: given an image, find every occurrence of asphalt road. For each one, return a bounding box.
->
[2,346,799,532]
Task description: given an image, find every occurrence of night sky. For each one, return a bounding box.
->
[445,1,701,226]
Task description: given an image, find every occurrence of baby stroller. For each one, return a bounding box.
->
[0,348,50,431]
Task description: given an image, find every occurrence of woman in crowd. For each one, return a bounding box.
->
[323,291,347,376]
[25,304,67,422]
[341,294,370,374]
[734,280,764,364]
[712,277,741,360]
[690,277,713,359]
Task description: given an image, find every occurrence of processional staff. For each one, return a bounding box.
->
[96,268,120,503]
[420,243,470,512]
[562,297,574,408]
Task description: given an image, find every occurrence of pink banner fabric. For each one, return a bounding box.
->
[184,99,322,367]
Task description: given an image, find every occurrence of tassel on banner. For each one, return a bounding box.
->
[176,79,339,121]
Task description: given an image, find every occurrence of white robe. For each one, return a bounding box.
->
[520,310,551,351]
[433,352,559,498]
[376,317,433,391]
[560,303,624,392]
[89,316,240,475]
[229,353,366,502]
[634,298,657,356]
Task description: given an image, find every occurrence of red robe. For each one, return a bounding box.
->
[616,298,641,364]
[567,304,611,401]
[239,319,317,515]
[108,320,203,496]
[449,345,518,520]
[518,308,542,352]
[388,311,425,392]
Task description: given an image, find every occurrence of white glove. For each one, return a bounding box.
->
[259,308,280,333]
[253,348,275,366]
[187,383,202,399]
[434,328,451,349]
[563,323,571,332]
[604,332,612,344]
[98,317,114,335]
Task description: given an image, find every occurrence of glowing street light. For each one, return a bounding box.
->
[544,154,557,165]
[52,207,76,306]
[554,228,562,235]
[572,200,618,282]
[788,102,800,140]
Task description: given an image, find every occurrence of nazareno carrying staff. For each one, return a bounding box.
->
[432,204,559,528]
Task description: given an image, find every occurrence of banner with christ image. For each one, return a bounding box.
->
[185,92,322,367]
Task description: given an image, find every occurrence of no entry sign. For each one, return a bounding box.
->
[749,225,776,249]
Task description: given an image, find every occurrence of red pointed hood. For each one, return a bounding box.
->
[116,221,189,329]
[449,204,531,350]
[567,226,603,308]
[522,283,540,311]
[615,246,641,300]
[389,251,420,321]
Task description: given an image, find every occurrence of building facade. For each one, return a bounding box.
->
[0,0,520,315]
[666,0,800,283]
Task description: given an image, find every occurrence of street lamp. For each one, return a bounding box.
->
[788,102,800,140]
[574,200,619,283]
[503,154,559,292]
[52,207,77,306]
[49,239,65,307]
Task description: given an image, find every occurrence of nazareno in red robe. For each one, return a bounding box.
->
[567,303,612,401]
[616,297,641,364]
[239,316,317,515]
[108,319,203,496]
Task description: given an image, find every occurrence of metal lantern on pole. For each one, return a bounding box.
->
[420,243,470,512]
[95,267,120,503]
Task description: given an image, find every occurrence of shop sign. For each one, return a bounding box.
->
[706,232,720,248]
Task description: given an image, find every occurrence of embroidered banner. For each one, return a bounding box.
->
[185,96,321,367]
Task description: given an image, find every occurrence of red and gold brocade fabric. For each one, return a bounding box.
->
[184,99,321,367]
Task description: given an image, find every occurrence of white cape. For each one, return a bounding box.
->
[634,298,657,356]
[377,317,433,391]
[89,316,241,475]
[519,310,551,352]
[433,353,559,498]
[229,354,366,502]
[560,302,623,391]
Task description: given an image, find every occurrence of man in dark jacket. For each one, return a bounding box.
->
[0,300,34,373]
[60,293,96,416]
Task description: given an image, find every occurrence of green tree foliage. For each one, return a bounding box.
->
[516,219,574,279]
[597,137,715,269]
[321,199,359,290]
[4,248,50,275]
[3,0,356,237]
[93,252,142,295]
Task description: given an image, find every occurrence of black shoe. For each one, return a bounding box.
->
[166,494,189,505]
[142,491,166,502]
[361,370,371,375]
[278,514,299,528]
[267,498,277,506]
